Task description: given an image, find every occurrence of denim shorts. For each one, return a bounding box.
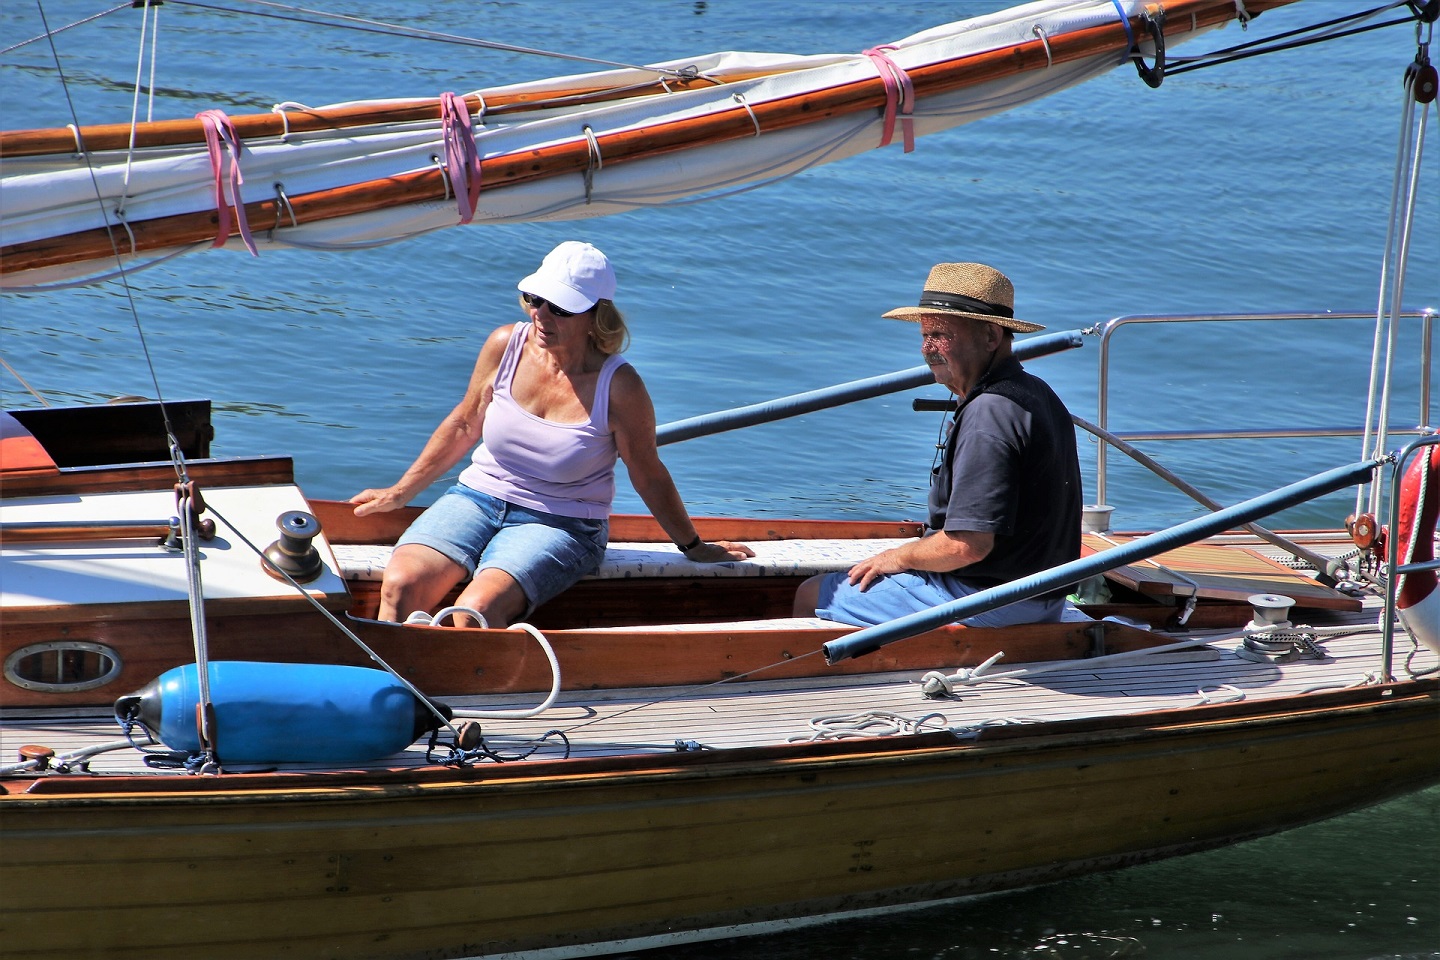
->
[815,569,1063,628]
[396,484,608,613]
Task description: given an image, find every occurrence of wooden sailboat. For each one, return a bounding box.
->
[2,1,1437,958]
[4,433,1437,959]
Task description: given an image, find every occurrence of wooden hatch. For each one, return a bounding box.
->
[1084,533,1362,612]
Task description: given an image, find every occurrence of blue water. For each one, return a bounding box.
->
[2,1,1436,957]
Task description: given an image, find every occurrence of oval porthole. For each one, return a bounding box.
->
[4,641,124,693]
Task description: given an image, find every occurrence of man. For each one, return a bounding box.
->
[794,262,1081,626]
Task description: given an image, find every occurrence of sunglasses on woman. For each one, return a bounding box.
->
[521,291,579,318]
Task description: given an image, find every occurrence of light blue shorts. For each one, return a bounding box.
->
[816,569,1064,628]
[396,484,608,613]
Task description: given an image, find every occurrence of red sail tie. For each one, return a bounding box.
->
[195,109,258,255]
[863,46,915,153]
[441,92,483,224]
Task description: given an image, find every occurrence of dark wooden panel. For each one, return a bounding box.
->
[343,575,803,627]
[10,399,212,467]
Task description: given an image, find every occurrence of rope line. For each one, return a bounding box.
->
[440,91,483,224]
[1164,1,1420,76]
[162,0,706,80]
[196,109,259,255]
[790,710,950,742]
[582,124,603,203]
[732,93,762,136]
[862,45,916,152]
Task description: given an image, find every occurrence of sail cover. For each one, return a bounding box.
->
[0,0,1280,288]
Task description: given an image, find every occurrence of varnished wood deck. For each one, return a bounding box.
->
[5,592,1432,779]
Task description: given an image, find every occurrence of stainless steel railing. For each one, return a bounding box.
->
[1092,309,1435,509]
[1382,433,1440,680]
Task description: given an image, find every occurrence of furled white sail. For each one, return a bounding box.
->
[1,0,1252,288]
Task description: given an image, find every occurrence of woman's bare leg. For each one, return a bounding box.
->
[377,544,468,622]
[449,568,529,628]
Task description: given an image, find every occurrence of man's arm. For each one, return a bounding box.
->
[846,529,994,591]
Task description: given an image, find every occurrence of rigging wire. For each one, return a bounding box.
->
[1357,12,1434,519]
[8,1,1431,90]
[1161,1,1425,76]
[0,2,128,57]
[33,0,224,768]
[0,356,49,406]
[163,0,712,81]
[118,0,158,217]
[32,1,181,461]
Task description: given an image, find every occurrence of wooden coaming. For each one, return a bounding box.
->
[1,482,1342,708]
[0,456,296,499]
[0,608,1153,708]
[307,497,926,545]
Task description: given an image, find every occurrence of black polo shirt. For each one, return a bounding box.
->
[928,354,1082,589]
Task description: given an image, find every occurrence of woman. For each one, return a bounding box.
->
[351,241,753,628]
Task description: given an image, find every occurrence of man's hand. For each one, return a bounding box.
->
[847,547,910,592]
[846,529,995,591]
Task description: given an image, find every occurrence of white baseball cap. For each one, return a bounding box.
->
[517,241,616,314]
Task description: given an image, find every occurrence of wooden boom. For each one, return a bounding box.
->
[0,0,1299,277]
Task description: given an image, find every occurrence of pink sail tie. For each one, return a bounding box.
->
[863,46,915,153]
[441,92,483,224]
[195,109,258,255]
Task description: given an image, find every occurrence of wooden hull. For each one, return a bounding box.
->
[2,683,1435,960]
[3,397,1434,959]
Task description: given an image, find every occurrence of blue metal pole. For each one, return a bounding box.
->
[823,458,1383,664]
[657,329,1085,446]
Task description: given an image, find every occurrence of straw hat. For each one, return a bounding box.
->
[882,262,1044,333]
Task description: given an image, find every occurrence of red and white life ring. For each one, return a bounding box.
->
[1396,444,1440,655]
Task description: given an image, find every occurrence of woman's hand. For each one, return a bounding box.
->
[349,486,408,517]
[683,540,756,563]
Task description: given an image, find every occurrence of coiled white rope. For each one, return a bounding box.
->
[407,605,488,628]
[919,635,1229,698]
[1194,684,1245,705]
[789,710,950,742]
[404,607,562,718]
[450,622,563,721]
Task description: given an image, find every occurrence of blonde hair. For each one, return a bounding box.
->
[590,299,630,355]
